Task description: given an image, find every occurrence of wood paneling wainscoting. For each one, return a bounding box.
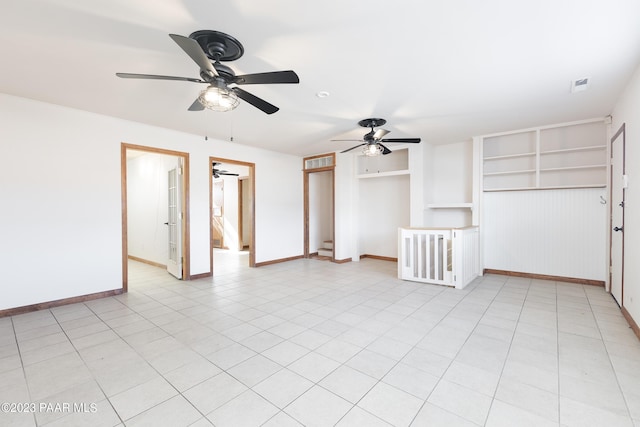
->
[0,289,124,318]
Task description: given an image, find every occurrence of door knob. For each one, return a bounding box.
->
[614,226,623,232]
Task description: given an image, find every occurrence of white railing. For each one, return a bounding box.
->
[398,226,479,289]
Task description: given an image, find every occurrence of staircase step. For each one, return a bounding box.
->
[317,248,333,257]
[322,240,333,250]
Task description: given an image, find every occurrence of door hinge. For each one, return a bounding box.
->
[178,167,183,175]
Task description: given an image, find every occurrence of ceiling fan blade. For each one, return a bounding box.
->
[378,143,393,155]
[233,87,279,114]
[373,129,390,139]
[340,143,366,153]
[380,138,421,143]
[234,70,300,85]
[188,98,204,111]
[169,34,218,78]
[116,72,205,83]
[218,172,239,176]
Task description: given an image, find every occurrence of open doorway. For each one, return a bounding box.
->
[121,143,190,291]
[209,157,255,273]
[610,123,626,306]
[304,154,335,261]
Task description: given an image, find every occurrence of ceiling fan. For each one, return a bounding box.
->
[212,162,239,179]
[333,118,421,156]
[116,30,299,114]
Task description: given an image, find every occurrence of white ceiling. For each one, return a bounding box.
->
[2,0,640,157]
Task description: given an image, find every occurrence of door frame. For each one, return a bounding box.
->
[609,123,626,304]
[303,154,336,260]
[212,179,225,249]
[209,157,256,270]
[238,177,251,251]
[121,143,190,291]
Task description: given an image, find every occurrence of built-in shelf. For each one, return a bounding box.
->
[482,119,607,191]
[426,203,473,209]
[484,184,607,192]
[540,145,606,155]
[483,169,536,177]
[540,164,606,172]
[483,152,536,161]
[357,169,410,179]
[356,147,409,177]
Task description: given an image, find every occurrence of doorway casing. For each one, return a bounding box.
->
[610,123,626,306]
[209,157,256,270]
[121,143,191,291]
[303,153,336,260]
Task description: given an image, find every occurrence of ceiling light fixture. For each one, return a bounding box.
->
[316,91,330,98]
[363,143,383,156]
[198,82,239,112]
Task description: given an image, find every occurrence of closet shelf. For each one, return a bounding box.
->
[357,169,410,179]
[484,184,607,192]
[540,164,606,172]
[426,203,473,209]
[540,145,606,155]
[483,169,535,177]
[483,152,535,161]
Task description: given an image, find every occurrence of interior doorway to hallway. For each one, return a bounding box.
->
[303,153,336,261]
[121,143,190,292]
[209,157,256,273]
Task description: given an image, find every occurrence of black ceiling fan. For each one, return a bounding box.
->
[116,30,299,114]
[333,118,421,155]
[212,162,239,179]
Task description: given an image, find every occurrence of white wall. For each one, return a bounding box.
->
[611,63,640,322]
[0,93,303,311]
[334,152,356,261]
[424,141,473,227]
[358,175,410,258]
[127,153,179,265]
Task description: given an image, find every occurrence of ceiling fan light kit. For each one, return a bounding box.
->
[334,118,422,156]
[363,144,384,156]
[116,30,299,114]
[198,83,239,112]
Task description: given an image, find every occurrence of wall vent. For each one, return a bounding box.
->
[571,77,590,93]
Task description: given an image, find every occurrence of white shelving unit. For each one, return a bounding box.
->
[481,119,607,191]
[356,147,409,179]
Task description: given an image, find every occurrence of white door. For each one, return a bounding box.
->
[167,163,183,279]
[610,125,625,306]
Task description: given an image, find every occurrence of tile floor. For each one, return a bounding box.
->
[1,251,640,426]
